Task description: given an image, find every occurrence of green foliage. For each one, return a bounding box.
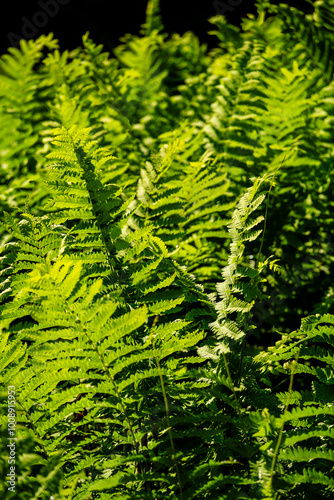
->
[1,1,334,498]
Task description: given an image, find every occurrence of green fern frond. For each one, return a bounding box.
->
[209,172,274,353]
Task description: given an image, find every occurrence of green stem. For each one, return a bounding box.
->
[150,315,184,500]
[268,349,300,491]
[256,156,285,265]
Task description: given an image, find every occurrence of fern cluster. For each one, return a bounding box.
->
[1,0,334,498]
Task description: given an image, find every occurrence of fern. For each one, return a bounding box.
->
[209,171,276,354]
[252,313,334,498]
[0,256,208,498]
[1,1,334,498]
[267,1,334,81]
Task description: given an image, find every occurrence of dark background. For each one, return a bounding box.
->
[1,0,313,55]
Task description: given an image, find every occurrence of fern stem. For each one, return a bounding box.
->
[256,156,285,265]
[222,351,251,446]
[150,315,184,500]
[82,325,140,456]
[268,349,300,490]
[75,145,121,286]
[222,352,241,416]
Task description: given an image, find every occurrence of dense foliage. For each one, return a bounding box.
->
[1,0,334,498]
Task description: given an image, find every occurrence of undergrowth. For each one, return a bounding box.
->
[0,0,334,498]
